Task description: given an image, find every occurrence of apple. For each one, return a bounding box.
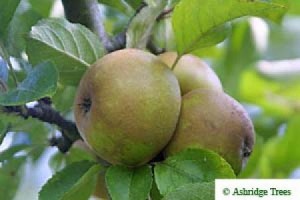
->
[164,89,255,174]
[159,52,222,95]
[74,49,181,166]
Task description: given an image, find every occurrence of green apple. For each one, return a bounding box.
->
[159,52,222,95]
[74,49,181,166]
[164,89,255,174]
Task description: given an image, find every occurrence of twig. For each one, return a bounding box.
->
[49,136,73,153]
[105,1,147,52]
[107,2,168,54]
[2,99,81,152]
[107,32,126,52]
[61,0,171,53]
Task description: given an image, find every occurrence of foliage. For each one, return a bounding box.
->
[105,165,153,200]
[154,149,235,196]
[1,0,299,200]
[26,18,106,85]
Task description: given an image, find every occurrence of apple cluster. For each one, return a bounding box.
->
[74,49,255,175]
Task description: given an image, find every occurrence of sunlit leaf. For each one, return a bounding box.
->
[288,0,300,14]
[26,18,106,85]
[154,149,235,196]
[172,0,289,55]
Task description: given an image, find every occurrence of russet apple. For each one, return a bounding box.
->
[159,52,222,95]
[164,89,255,174]
[74,49,181,166]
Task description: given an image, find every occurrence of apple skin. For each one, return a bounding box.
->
[73,139,95,155]
[74,49,181,167]
[159,52,222,95]
[164,89,255,174]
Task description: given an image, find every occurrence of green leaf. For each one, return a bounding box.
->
[61,164,102,200]
[0,112,49,152]
[0,144,30,162]
[29,145,46,162]
[162,182,215,200]
[125,0,143,9]
[154,149,235,196]
[0,61,58,106]
[26,18,106,85]
[0,156,26,200]
[106,165,153,200]
[65,145,97,164]
[51,85,77,113]
[172,0,289,55]
[0,0,21,37]
[189,23,231,50]
[152,18,176,51]
[0,112,49,146]
[39,161,102,200]
[6,0,42,57]
[126,0,167,49]
[49,146,97,172]
[150,181,163,200]
[99,0,134,15]
[49,152,66,172]
[28,0,54,17]
[252,115,282,140]
[217,21,258,97]
[288,0,300,14]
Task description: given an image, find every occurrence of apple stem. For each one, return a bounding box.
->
[171,54,181,71]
